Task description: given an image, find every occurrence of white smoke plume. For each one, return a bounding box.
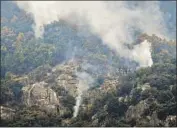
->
[15,1,168,67]
[132,40,153,67]
[73,72,93,117]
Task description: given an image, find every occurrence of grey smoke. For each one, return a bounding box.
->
[73,71,93,117]
[15,1,169,67]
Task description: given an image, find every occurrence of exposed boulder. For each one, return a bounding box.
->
[22,81,59,112]
[28,65,52,84]
[125,98,163,126]
[100,76,119,93]
[165,115,176,127]
[55,62,80,97]
[1,106,15,120]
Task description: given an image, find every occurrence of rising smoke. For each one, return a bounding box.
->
[15,1,168,67]
[132,40,153,67]
[73,71,93,117]
[14,1,170,117]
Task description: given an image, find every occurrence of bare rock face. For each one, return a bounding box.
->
[20,62,81,114]
[22,81,59,112]
[28,65,52,84]
[20,61,103,117]
[165,115,176,127]
[125,100,149,121]
[55,62,79,97]
[125,98,162,126]
[1,106,15,120]
[100,76,119,93]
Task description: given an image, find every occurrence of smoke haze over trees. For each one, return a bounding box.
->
[1,1,176,127]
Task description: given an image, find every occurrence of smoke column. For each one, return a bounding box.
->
[15,1,168,67]
[73,80,84,118]
[73,72,93,117]
[132,40,153,67]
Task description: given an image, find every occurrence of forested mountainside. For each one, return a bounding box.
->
[1,1,176,127]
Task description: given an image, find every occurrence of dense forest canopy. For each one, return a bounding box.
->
[1,1,176,127]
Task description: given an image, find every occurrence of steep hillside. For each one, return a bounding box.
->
[1,1,176,127]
